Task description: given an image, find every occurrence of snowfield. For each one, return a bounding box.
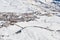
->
[0,0,60,40]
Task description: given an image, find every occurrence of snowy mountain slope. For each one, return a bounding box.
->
[0,0,60,40]
[0,0,60,13]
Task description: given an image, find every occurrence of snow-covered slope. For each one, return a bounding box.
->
[0,0,59,13]
[0,0,60,40]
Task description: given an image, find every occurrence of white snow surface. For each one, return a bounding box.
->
[0,0,60,40]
